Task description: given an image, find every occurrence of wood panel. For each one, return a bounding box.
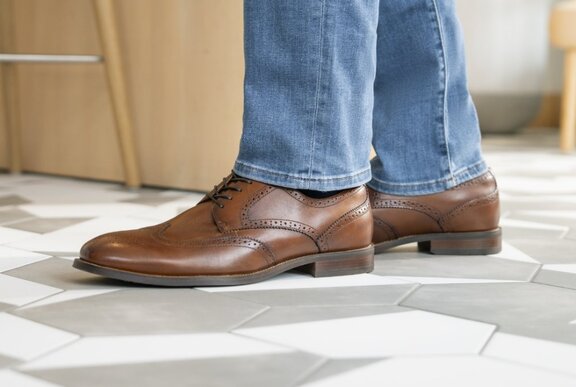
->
[115,0,244,190]
[0,0,244,190]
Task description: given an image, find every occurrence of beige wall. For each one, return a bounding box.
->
[0,0,244,191]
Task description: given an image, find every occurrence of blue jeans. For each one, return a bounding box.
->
[233,0,487,195]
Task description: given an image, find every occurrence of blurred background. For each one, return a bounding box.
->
[0,0,569,191]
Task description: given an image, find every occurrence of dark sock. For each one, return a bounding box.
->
[299,189,345,199]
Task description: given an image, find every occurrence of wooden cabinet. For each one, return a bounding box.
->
[0,0,244,191]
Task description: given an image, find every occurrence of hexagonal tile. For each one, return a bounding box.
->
[402,282,576,345]
[24,352,321,387]
[373,246,538,282]
[13,289,268,336]
[300,356,576,387]
[236,308,495,358]
[6,218,92,234]
[5,258,127,290]
[215,284,417,307]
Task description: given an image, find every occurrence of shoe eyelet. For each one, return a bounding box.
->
[219,204,225,209]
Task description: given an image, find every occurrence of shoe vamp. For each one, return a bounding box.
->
[158,201,222,241]
[83,227,271,276]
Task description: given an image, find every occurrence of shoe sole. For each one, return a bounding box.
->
[72,245,375,287]
[374,228,502,255]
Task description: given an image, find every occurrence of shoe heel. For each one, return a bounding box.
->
[297,246,374,278]
[418,228,502,255]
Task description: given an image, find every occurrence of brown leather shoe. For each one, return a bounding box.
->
[369,171,501,255]
[73,173,374,286]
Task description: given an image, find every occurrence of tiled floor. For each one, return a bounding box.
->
[1,129,576,386]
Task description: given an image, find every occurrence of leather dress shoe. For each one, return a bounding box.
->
[369,171,501,255]
[73,173,374,286]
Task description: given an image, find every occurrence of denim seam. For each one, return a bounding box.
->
[430,0,455,183]
[235,160,371,183]
[369,160,486,189]
[307,0,328,185]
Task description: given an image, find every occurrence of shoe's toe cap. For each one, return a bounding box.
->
[79,230,145,270]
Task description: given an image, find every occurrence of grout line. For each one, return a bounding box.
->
[291,357,330,387]
[482,354,576,379]
[528,264,544,282]
[230,330,309,356]
[14,335,82,371]
[395,283,422,305]
[2,288,66,314]
[228,305,272,331]
[529,280,576,292]
[0,215,39,228]
[477,325,499,355]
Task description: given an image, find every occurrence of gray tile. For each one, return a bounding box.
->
[6,218,91,234]
[0,302,13,312]
[5,258,130,290]
[499,224,566,240]
[508,213,576,228]
[218,284,417,308]
[501,200,576,213]
[239,305,411,329]
[402,282,576,345]
[26,352,322,387]
[12,289,268,335]
[533,270,576,290]
[373,246,539,281]
[566,228,576,240]
[506,239,576,264]
[0,195,31,206]
[0,354,18,369]
[0,207,34,225]
[300,358,383,385]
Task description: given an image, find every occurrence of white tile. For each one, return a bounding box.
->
[0,227,38,245]
[22,333,291,370]
[541,264,576,275]
[6,216,154,254]
[236,310,495,358]
[384,276,518,285]
[0,313,78,361]
[301,356,576,387]
[18,203,152,219]
[198,273,410,293]
[500,218,569,232]
[491,242,540,264]
[8,180,139,204]
[0,246,50,272]
[19,289,121,310]
[497,176,576,195]
[517,210,576,220]
[0,274,61,306]
[484,333,576,376]
[500,194,576,204]
[0,371,62,387]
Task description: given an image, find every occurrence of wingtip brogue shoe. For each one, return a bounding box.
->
[74,173,375,286]
[369,171,501,255]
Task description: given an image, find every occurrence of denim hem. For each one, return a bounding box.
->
[233,160,372,191]
[367,160,488,196]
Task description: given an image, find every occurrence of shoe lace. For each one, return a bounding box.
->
[207,173,252,208]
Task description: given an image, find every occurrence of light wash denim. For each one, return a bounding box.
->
[234,0,488,195]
